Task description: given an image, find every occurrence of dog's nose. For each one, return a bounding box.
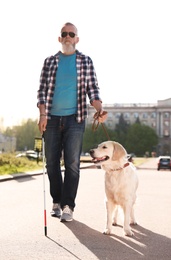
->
[89,149,94,156]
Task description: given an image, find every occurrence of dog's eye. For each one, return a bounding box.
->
[102,146,107,149]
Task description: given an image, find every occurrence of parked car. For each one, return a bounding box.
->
[157,156,171,171]
[16,150,42,160]
[16,152,26,158]
[26,150,39,160]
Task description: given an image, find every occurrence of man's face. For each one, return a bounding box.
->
[58,25,79,53]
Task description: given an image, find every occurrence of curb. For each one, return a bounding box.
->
[0,163,97,183]
[0,171,43,182]
[0,158,157,183]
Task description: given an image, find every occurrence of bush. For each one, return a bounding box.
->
[0,153,42,175]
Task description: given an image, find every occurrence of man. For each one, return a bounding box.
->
[37,22,107,222]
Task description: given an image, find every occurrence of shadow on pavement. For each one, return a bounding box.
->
[47,220,171,260]
[13,175,36,183]
[46,236,82,260]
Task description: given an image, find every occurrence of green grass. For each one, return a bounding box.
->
[0,153,42,175]
[133,157,148,167]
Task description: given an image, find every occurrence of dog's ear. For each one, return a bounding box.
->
[112,142,127,161]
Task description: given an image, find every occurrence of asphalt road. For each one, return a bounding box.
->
[0,159,171,260]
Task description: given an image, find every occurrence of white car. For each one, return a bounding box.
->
[16,150,42,160]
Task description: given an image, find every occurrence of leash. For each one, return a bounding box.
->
[92,111,110,140]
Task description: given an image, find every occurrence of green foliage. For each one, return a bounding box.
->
[82,124,117,153]
[3,119,41,151]
[83,118,158,157]
[2,116,159,158]
[135,116,141,124]
[115,113,130,144]
[125,123,158,156]
[0,153,42,175]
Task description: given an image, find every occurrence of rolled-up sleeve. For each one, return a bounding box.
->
[86,57,102,104]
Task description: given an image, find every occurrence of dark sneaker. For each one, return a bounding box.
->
[51,203,61,218]
[60,205,73,222]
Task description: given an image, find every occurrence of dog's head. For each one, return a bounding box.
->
[90,141,127,165]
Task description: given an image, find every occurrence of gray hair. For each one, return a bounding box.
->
[61,22,78,34]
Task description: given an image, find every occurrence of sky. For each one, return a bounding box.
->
[0,0,171,127]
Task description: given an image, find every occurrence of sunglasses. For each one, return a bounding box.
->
[61,32,76,38]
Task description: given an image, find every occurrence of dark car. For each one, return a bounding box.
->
[157,156,171,171]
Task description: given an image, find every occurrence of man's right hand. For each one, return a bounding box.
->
[38,116,47,134]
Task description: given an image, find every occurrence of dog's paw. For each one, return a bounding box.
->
[130,217,138,225]
[130,221,138,226]
[103,228,112,235]
[124,228,133,237]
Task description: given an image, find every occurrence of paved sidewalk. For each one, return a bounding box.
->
[1,158,171,260]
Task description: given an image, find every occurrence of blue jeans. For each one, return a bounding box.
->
[44,115,85,210]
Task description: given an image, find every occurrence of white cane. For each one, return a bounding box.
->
[42,136,47,236]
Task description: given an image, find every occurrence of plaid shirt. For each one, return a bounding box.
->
[37,50,102,123]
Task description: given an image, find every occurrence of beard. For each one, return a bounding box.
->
[61,42,76,54]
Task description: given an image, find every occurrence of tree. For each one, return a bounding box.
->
[2,117,159,156]
[125,123,158,156]
[115,113,130,145]
[3,119,40,151]
[82,124,117,153]
[135,116,141,124]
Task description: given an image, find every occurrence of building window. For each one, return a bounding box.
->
[142,113,148,119]
[164,129,169,137]
[164,112,169,118]
[124,113,130,119]
[134,113,139,118]
[151,122,156,127]
[116,113,121,118]
[164,121,169,126]
[151,112,156,118]
[107,112,113,118]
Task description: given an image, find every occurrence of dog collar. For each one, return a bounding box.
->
[112,162,130,171]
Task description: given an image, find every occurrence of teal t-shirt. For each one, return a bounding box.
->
[51,53,77,116]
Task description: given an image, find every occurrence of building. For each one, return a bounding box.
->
[86,98,171,155]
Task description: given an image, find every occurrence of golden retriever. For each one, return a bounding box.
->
[90,141,138,236]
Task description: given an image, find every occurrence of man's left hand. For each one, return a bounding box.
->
[94,111,108,123]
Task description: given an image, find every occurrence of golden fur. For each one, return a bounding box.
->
[90,141,138,236]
